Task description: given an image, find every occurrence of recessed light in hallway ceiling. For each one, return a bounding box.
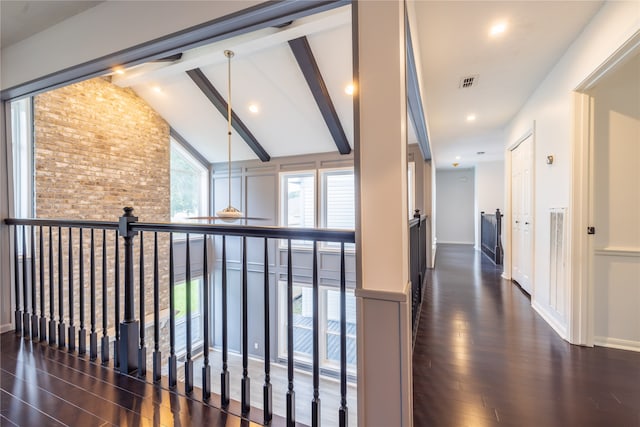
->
[490,21,508,37]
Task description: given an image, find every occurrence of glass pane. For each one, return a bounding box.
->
[174,278,203,352]
[325,289,356,366]
[170,141,207,222]
[325,171,354,230]
[293,285,313,358]
[286,175,315,228]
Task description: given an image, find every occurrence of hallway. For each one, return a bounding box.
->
[412,244,640,426]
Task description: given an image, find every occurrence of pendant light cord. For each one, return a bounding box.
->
[226,50,233,209]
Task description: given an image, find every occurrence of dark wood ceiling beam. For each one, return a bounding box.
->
[185,68,271,162]
[288,36,351,155]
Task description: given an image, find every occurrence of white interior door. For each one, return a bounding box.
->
[511,134,534,294]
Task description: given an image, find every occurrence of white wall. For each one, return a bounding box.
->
[436,169,475,244]
[474,161,505,249]
[504,1,640,341]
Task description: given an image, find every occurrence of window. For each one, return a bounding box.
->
[170,139,208,222]
[278,281,356,373]
[321,169,355,230]
[174,277,203,354]
[281,172,316,228]
[10,98,33,220]
[280,172,315,247]
[321,169,355,250]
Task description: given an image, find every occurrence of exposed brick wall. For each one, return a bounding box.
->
[34,77,170,222]
[33,78,172,357]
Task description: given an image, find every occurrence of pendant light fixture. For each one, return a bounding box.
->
[215,50,243,221]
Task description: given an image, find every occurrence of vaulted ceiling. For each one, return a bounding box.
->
[1,1,604,169]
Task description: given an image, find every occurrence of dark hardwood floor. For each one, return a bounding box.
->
[413,244,640,427]
[0,331,308,427]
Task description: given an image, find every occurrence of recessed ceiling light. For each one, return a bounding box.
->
[345,84,355,95]
[249,104,259,113]
[152,86,162,93]
[490,22,507,37]
[114,67,125,75]
[455,156,461,160]
[466,114,476,122]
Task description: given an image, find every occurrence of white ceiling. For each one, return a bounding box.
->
[414,1,603,169]
[1,1,604,169]
[0,1,103,48]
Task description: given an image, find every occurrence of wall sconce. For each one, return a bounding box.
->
[546,155,554,165]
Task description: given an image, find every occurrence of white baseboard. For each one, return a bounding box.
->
[501,272,511,280]
[532,300,568,340]
[594,336,640,352]
[1,323,13,334]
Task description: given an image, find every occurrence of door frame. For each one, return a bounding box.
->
[504,126,535,293]
[569,31,640,346]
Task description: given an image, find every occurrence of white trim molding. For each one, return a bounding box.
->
[593,247,640,258]
[532,300,569,341]
[594,336,640,352]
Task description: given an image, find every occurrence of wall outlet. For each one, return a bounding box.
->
[254,342,259,350]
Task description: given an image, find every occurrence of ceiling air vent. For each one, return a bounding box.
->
[459,75,478,89]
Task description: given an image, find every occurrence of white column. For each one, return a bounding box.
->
[1,102,15,332]
[354,1,412,426]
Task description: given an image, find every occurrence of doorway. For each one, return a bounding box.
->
[586,52,640,351]
[510,133,534,295]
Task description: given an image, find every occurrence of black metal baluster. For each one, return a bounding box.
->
[185,233,193,394]
[79,228,86,355]
[339,242,348,427]
[90,229,97,360]
[168,233,177,388]
[31,226,38,339]
[263,237,272,425]
[286,239,295,426]
[22,225,29,337]
[138,231,146,378]
[152,232,161,383]
[13,225,21,335]
[39,226,46,342]
[114,230,120,367]
[58,227,65,348]
[101,229,109,364]
[68,227,76,352]
[202,234,211,400]
[312,241,320,427]
[241,235,250,416]
[48,227,55,345]
[221,235,229,407]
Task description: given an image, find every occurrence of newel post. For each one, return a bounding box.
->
[119,207,139,375]
[495,209,504,265]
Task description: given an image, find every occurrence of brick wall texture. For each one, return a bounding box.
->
[34,77,170,221]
